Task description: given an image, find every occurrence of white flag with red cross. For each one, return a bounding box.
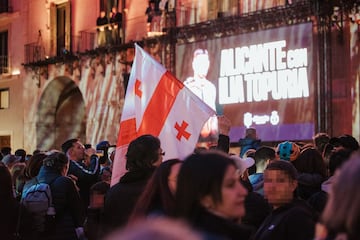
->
[111,44,215,186]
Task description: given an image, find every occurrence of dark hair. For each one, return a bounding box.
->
[126,135,161,171]
[1,146,11,155]
[254,146,276,170]
[11,163,26,198]
[131,159,181,220]
[330,135,359,151]
[313,133,330,154]
[328,149,352,176]
[23,153,47,180]
[321,151,360,239]
[265,160,298,181]
[15,149,26,162]
[33,149,41,155]
[0,162,14,200]
[61,138,78,153]
[175,151,236,221]
[292,148,327,178]
[43,151,69,173]
[245,128,256,138]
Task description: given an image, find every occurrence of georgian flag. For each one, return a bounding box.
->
[111,44,215,186]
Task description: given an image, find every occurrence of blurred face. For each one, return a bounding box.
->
[69,141,85,161]
[101,169,112,184]
[168,162,181,195]
[202,165,248,220]
[264,170,297,208]
[90,192,105,208]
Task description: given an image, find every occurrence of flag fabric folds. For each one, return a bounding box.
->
[111,44,216,186]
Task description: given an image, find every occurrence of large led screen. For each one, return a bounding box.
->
[176,23,315,142]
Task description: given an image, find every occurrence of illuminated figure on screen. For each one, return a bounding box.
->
[184,49,217,140]
[184,49,216,110]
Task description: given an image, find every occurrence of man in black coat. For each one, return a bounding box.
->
[253,160,316,240]
[62,139,100,210]
[102,134,163,234]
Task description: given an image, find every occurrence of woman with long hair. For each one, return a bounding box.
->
[315,151,360,240]
[130,159,181,222]
[0,162,32,239]
[292,147,327,200]
[175,150,253,239]
[35,151,85,240]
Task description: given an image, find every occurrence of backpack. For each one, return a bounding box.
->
[21,177,58,233]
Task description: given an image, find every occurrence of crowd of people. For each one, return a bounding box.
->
[96,7,123,47]
[1,126,360,240]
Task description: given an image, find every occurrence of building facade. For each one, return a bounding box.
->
[0,0,359,152]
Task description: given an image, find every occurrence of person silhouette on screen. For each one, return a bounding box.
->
[184,49,217,140]
[184,49,216,110]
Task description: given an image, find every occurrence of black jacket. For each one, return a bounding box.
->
[68,155,99,208]
[0,198,34,240]
[193,207,254,240]
[253,199,315,240]
[37,166,84,240]
[103,168,155,233]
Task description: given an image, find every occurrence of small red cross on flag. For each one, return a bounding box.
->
[175,121,191,141]
[135,79,142,98]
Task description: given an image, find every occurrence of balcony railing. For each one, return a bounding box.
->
[77,30,96,53]
[24,42,45,65]
[0,55,8,74]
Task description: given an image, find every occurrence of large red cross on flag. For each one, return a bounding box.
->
[111,44,216,186]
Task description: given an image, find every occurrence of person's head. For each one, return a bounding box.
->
[10,162,26,198]
[254,146,276,173]
[100,10,106,18]
[321,151,360,238]
[292,147,327,178]
[329,134,359,152]
[33,149,41,155]
[264,160,298,209]
[313,132,330,154]
[131,159,182,220]
[1,146,11,156]
[275,141,300,161]
[192,49,210,79]
[149,0,155,8]
[23,153,47,180]
[111,7,117,13]
[100,166,112,184]
[14,149,26,162]
[0,162,14,200]
[245,128,257,139]
[61,138,85,161]
[2,154,18,170]
[126,135,162,171]
[89,181,110,209]
[230,155,255,180]
[176,150,247,221]
[43,151,69,176]
[327,148,352,176]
